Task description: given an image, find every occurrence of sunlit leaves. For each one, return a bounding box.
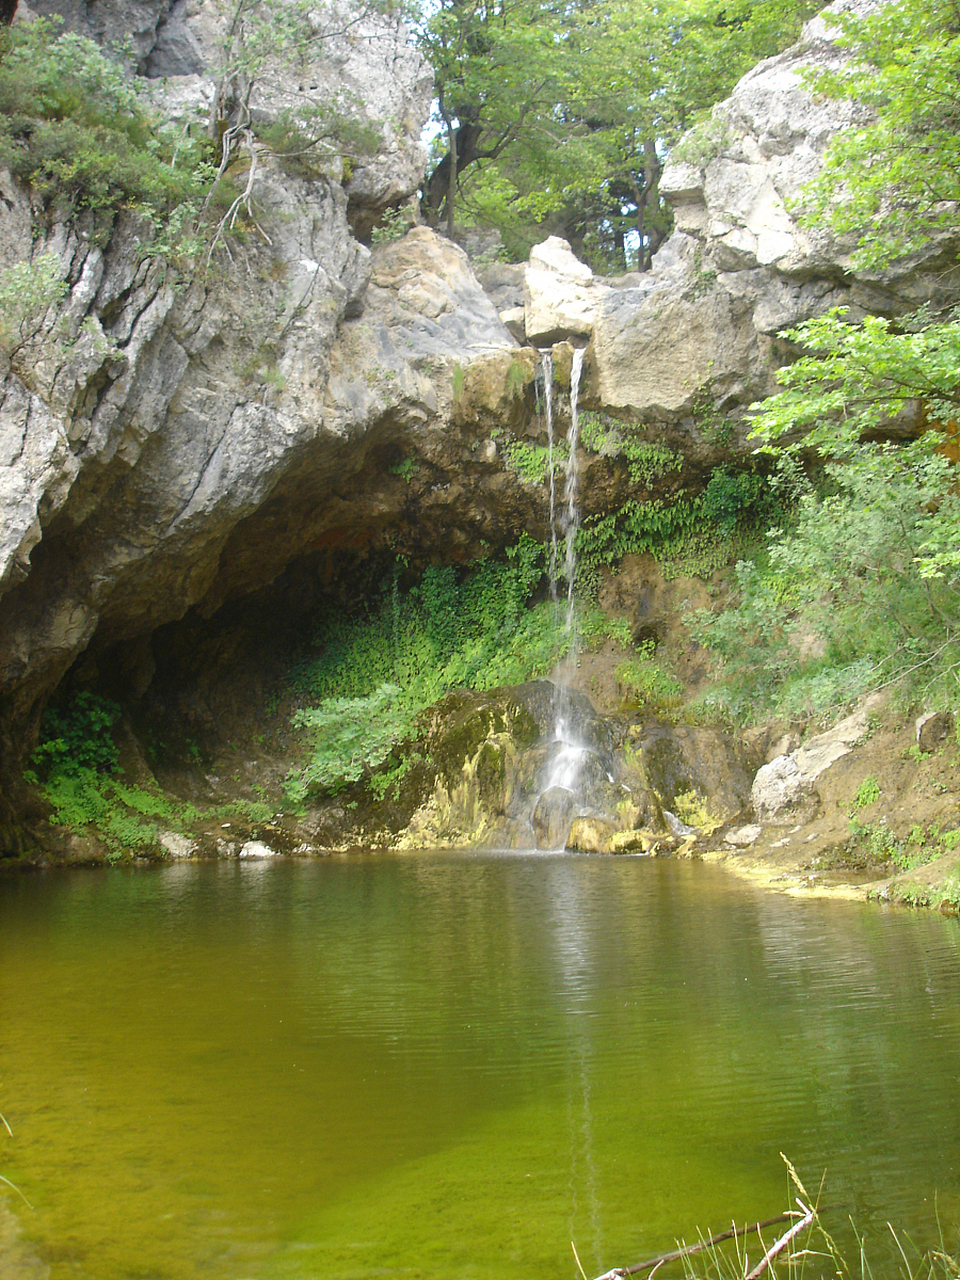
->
[800,0,960,269]
[749,308,960,456]
[416,0,818,262]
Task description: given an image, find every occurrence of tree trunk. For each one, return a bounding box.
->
[446,114,458,237]
[635,139,662,271]
[421,122,486,224]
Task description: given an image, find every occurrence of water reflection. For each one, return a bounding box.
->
[0,856,959,1280]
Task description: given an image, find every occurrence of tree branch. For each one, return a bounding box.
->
[589,1213,799,1280]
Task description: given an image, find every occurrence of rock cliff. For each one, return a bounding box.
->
[1,0,959,854]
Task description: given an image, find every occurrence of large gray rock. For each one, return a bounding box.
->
[524,236,601,345]
[751,702,876,823]
[0,0,435,739]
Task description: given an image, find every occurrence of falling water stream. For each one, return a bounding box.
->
[539,347,596,817]
[561,347,585,640]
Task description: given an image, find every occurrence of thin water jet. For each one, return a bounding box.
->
[533,347,604,850]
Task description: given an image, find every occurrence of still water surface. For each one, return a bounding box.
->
[1,853,960,1280]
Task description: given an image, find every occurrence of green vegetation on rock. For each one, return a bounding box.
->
[799,0,960,270]
[687,0,960,729]
[0,19,210,243]
[287,541,632,800]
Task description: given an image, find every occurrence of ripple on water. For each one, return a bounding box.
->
[1,855,959,1280]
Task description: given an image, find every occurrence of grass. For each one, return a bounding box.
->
[621,1159,960,1280]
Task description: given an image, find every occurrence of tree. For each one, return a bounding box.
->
[751,0,960,583]
[711,0,960,715]
[416,0,820,267]
[800,0,960,270]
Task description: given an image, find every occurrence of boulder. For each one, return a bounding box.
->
[523,237,602,345]
[239,841,281,859]
[916,712,954,754]
[751,701,876,823]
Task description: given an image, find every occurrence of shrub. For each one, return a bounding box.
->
[615,643,684,712]
[850,775,881,814]
[290,684,410,799]
[700,467,766,537]
[0,21,207,232]
[0,253,69,357]
[31,691,121,777]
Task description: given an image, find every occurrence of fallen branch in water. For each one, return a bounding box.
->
[743,1204,816,1280]
[589,1210,805,1280]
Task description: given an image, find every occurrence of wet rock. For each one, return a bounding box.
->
[239,841,281,859]
[610,829,659,854]
[567,815,619,853]
[532,787,579,850]
[640,723,753,825]
[539,740,615,804]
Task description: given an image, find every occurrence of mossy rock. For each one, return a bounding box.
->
[424,687,541,781]
[639,723,752,820]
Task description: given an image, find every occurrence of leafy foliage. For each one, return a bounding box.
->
[800,0,960,270]
[692,436,960,722]
[615,642,683,713]
[0,21,208,236]
[850,775,881,814]
[578,413,681,486]
[750,308,960,461]
[31,691,121,777]
[26,690,267,855]
[290,684,410,799]
[695,0,960,727]
[699,468,768,537]
[505,439,561,485]
[416,0,818,265]
[287,539,634,799]
[576,465,777,590]
[0,253,69,357]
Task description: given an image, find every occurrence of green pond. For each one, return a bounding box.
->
[1,853,960,1280]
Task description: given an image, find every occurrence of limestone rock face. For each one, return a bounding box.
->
[523,237,601,346]
[0,1,434,789]
[510,2,960,426]
[29,0,432,227]
[751,701,877,824]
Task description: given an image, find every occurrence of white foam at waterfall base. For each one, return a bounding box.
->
[544,741,588,794]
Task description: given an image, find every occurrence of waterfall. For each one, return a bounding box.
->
[542,352,559,602]
[529,350,619,849]
[541,346,585,678]
[540,346,589,820]
[561,348,585,643]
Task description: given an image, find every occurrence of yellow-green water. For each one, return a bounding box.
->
[1,853,959,1280]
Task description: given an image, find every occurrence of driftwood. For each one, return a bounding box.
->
[589,1206,816,1280]
[744,1207,816,1280]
